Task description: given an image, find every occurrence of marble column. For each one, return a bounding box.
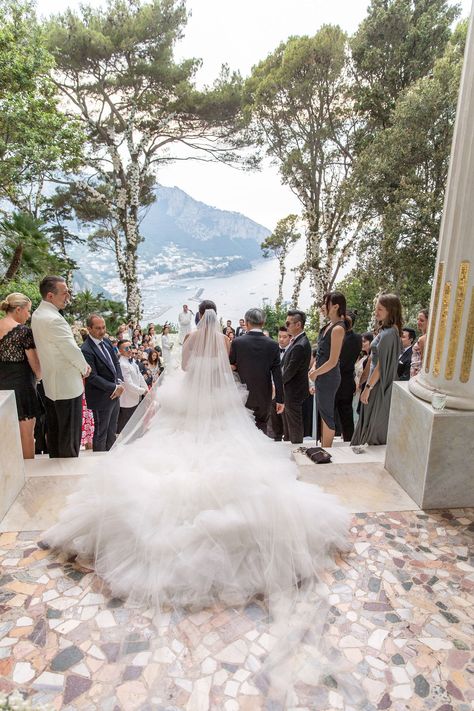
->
[409,10,474,409]
[0,391,25,522]
[385,9,474,508]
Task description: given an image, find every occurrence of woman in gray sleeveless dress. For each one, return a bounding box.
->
[351,294,402,446]
[309,292,346,448]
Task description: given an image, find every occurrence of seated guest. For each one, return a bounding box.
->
[82,314,124,451]
[32,276,90,458]
[117,340,148,433]
[0,293,41,458]
[398,327,416,380]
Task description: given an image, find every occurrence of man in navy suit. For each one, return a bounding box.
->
[81,314,124,451]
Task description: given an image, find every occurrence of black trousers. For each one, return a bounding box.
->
[92,399,120,451]
[270,399,284,441]
[247,404,270,435]
[117,404,138,435]
[334,393,355,441]
[283,401,304,444]
[44,394,82,458]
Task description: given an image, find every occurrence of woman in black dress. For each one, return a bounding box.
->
[309,292,346,447]
[0,293,41,458]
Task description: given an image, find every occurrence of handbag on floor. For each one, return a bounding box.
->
[304,446,332,464]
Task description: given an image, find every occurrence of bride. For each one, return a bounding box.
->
[44,301,349,609]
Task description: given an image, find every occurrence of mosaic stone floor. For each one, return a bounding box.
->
[0,508,473,710]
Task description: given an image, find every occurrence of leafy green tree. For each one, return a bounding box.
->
[0,212,75,285]
[0,277,41,310]
[66,289,127,334]
[244,27,360,308]
[351,0,459,137]
[261,215,301,308]
[45,0,245,320]
[347,20,466,314]
[0,0,83,213]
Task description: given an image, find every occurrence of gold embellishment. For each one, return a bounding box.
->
[460,286,474,383]
[445,261,470,380]
[425,262,444,373]
[433,281,452,377]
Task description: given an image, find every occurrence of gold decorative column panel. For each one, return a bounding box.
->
[445,261,470,380]
[409,8,474,410]
[460,287,474,383]
[433,282,452,378]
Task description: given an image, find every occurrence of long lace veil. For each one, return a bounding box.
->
[114,308,245,446]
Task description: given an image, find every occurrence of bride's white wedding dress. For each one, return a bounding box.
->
[45,310,349,609]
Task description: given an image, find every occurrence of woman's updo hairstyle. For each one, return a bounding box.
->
[0,292,31,313]
[324,291,350,328]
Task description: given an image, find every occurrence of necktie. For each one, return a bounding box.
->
[280,348,286,354]
[99,341,116,375]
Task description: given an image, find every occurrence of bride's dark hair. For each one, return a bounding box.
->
[198,300,217,316]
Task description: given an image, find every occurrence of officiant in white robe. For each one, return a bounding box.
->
[178,304,193,344]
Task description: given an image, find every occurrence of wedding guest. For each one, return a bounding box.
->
[228,330,235,342]
[81,313,124,451]
[270,325,291,441]
[354,332,374,416]
[32,276,90,458]
[148,324,159,348]
[398,327,416,380]
[116,323,128,341]
[236,319,246,337]
[147,348,163,383]
[116,339,148,433]
[410,308,429,378]
[222,319,235,336]
[334,310,362,442]
[0,293,41,458]
[281,309,312,443]
[229,308,283,434]
[132,328,142,348]
[178,305,193,344]
[352,294,402,446]
[161,324,173,366]
[309,292,346,448]
[79,328,94,451]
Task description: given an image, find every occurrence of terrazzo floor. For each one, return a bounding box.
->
[1,508,473,710]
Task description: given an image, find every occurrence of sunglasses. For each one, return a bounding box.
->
[122,346,131,351]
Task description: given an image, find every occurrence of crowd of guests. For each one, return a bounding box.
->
[0,274,429,460]
[224,293,429,448]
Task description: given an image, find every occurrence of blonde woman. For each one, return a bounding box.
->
[0,293,41,458]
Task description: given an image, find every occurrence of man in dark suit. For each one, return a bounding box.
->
[398,327,416,380]
[229,308,284,434]
[235,319,246,337]
[282,309,312,444]
[269,325,291,440]
[334,310,362,442]
[82,313,124,451]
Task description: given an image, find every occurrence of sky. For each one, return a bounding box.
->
[36,0,472,231]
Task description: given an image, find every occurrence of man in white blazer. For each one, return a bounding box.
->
[31,276,90,458]
[116,339,148,434]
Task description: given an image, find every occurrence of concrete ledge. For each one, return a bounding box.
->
[385,382,474,509]
[0,391,25,522]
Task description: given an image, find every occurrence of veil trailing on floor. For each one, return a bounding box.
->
[44,309,364,706]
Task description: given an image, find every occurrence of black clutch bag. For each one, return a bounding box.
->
[304,446,332,464]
